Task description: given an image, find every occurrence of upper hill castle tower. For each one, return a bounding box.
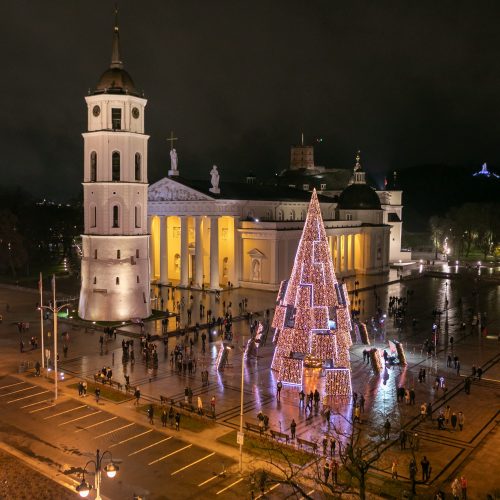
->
[78,13,151,321]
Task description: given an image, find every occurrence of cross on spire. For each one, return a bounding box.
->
[167,131,178,151]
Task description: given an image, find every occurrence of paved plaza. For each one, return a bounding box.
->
[0,267,498,499]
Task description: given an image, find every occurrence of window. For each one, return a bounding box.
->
[346,213,353,221]
[290,210,295,221]
[94,249,98,259]
[136,275,140,283]
[112,205,120,228]
[277,210,284,221]
[91,206,97,228]
[135,205,141,228]
[135,153,141,181]
[112,108,122,130]
[90,152,97,181]
[93,276,97,284]
[112,152,120,181]
[136,249,140,258]
[303,184,309,191]
[116,277,120,285]
[117,250,121,259]
[320,183,326,191]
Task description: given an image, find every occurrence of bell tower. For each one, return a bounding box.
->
[78,11,151,321]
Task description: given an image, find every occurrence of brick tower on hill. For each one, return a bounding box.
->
[271,189,352,396]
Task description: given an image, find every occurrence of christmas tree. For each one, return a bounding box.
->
[271,189,352,396]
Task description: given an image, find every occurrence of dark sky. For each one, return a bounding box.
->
[2,0,500,199]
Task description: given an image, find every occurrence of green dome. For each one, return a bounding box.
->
[337,183,381,210]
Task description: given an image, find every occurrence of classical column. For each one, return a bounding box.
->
[148,216,155,279]
[270,238,279,284]
[231,216,241,287]
[344,233,349,271]
[209,216,219,289]
[180,216,189,287]
[351,234,356,272]
[159,216,168,284]
[336,236,342,272]
[194,216,204,287]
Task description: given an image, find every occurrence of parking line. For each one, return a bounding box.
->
[0,381,26,390]
[94,423,134,439]
[171,452,215,476]
[75,416,118,433]
[255,483,280,499]
[128,437,172,456]
[7,390,50,404]
[216,478,244,495]
[21,398,52,409]
[43,405,88,420]
[59,411,102,426]
[0,386,37,397]
[109,429,153,448]
[306,489,315,496]
[30,404,56,414]
[198,474,223,487]
[148,444,192,465]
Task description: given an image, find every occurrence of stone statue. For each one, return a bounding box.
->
[170,148,178,172]
[210,165,220,191]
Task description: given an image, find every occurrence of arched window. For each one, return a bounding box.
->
[135,153,141,181]
[112,205,120,228]
[94,249,98,259]
[112,152,120,181]
[301,210,306,220]
[290,210,295,221]
[117,250,121,259]
[90,152,97,181]
[277,210,284,221]
[135,205,141,228]
[136,275,140,283]
[116,277,120,285]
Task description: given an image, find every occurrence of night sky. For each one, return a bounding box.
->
[2,0,500,200]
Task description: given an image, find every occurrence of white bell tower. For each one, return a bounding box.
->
[78,12,151,321]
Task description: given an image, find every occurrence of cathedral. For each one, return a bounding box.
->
[78,15,408,320]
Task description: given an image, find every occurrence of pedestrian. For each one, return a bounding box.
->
[391,460,398,479]
[477,367,483,380]
[460,475,468,500]
[444,405,451,424]
[290,419,296,439]
[147,404,154,424]
[421,456,431,482]
[95,387,100,403]
[451,478,460,499]
[332,459,338,484]
[359,394,365,412]
[211,395,216,416]
[409,388,415,405]
[276,381,283,401]
[134,387,141,406]
[175,412,181,431]
[161,409,167,427]
[322,437,328,455]
[35,360,41,376]
[323,461,330,483]
[82,380,87,396]
[330,438,336,457]
[420,403,427,421]
[451,412,458,430]
[456,360,460,375]
[458,411,464,431]
[197,396,203,415]
[447,354,452,367]
[353,404,361,423]
[426,402,433,421]
[299,390,305,407]
[399,429,407,450]
[168,405,175,426]
[412,433,420,451]
[383,418,391,440]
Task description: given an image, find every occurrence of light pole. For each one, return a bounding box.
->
[38,274,70,400]
[38,272,45,370]
[76,448,119,500]
[239,347,245,473]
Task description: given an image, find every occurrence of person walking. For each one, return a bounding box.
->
[332,459,338,484]
[359,394,365,412]
[330,437,336,456]
[134,387,141,406]
[211,395,216,416]
[78,381,83,397]
[197,396,203,415]
[290,419,296,440]
[161,409,168,427]
[451,412,458,430]
[460,475,468,499]
[421,456,431,482]
[82,380,87,397]
[95,387,100,403]
[323,462,330,483]
[458,411,465,431]
[399,429,407,450]
[276,381,283,401]
[383,418,391,440]
[353,404,361,423]
[451,478,460,499]
[391,460,398,479]
[35,361,41,377]
[147,404,154,424]
[175,412,181,431]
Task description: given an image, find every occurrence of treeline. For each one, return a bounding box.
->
[429,202,499,259]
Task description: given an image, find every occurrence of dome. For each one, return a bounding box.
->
[337,183,381,210]
[94,67,139,95]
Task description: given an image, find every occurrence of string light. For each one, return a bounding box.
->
[271,189,352,396]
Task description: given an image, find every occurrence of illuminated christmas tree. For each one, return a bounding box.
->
[271,189,353,396]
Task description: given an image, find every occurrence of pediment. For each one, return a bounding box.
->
[148,178,213,202]
[248,248,266,258]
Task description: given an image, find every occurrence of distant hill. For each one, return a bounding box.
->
[394,164,500,231]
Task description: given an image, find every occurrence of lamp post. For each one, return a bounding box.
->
[38,274,70,400]
[76,449,119,500]
[38,272,45,370]
[238,347,245,474]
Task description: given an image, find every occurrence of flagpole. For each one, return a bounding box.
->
[52,274,58,400]
[39,272,45,370]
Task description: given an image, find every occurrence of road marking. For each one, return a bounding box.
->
[0,382,26,390]
[75,416,118,433]
[0,386,37,397]
[198,474,222,487]
[30,404,56,413]
[7,390,50,403]
[306,489,315,496]
[94,423,134,439]
[255,483,280,499]
[148,444,192,465]
[21,398,52,409]
[128,437,172,456]
[216,478,244,495]
[109,429,153,448]
[59,411,102,426]
[171,452,215,476]
[43,405,88,419]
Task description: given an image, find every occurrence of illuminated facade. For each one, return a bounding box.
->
[271,189,352,396]
[79,16,151,321]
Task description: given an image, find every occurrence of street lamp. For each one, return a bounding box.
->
[38,274,71,400]
[76,449,119,500]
